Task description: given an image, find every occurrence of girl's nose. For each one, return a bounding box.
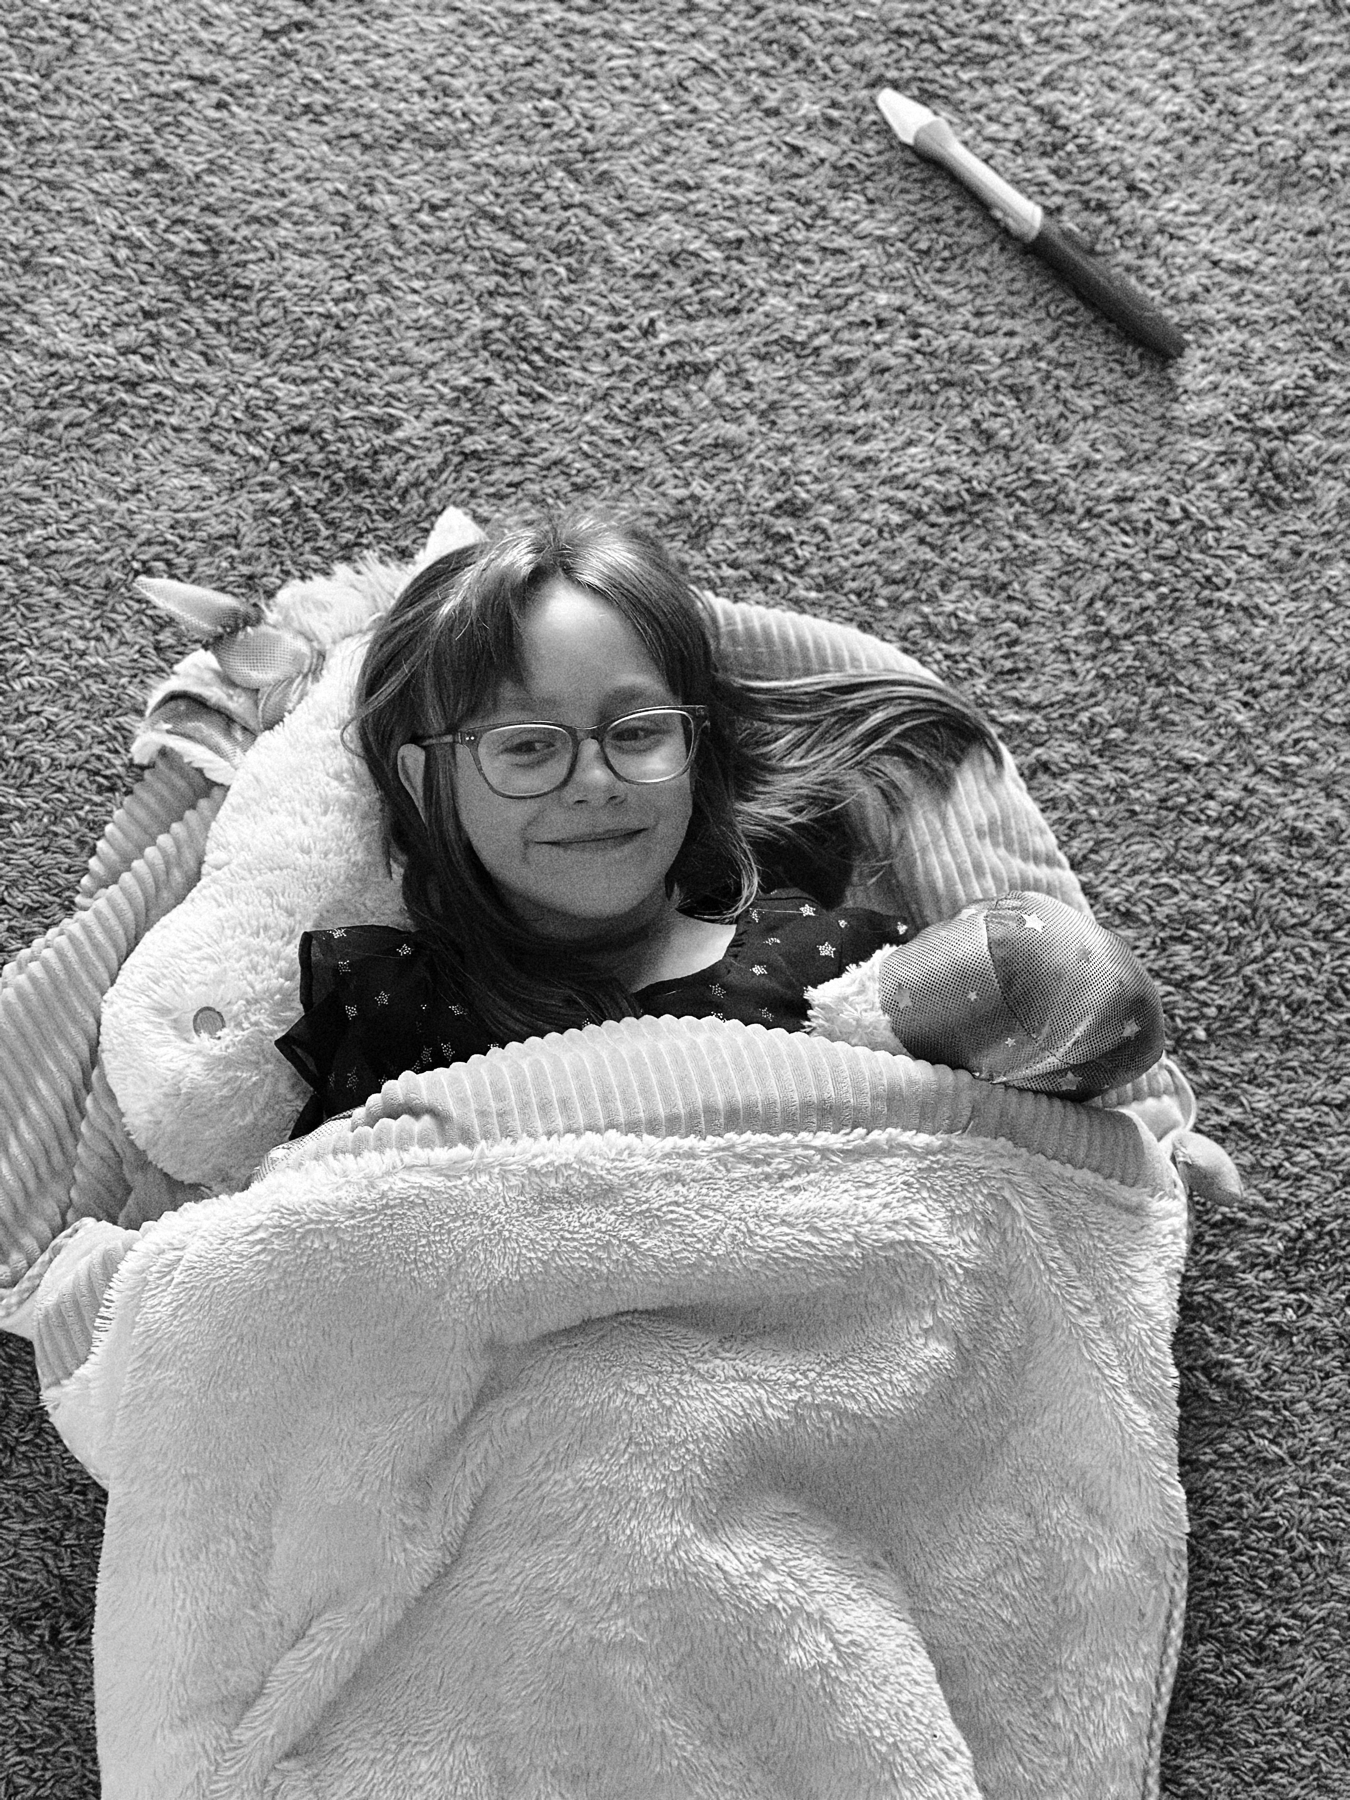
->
[565,736,624,797]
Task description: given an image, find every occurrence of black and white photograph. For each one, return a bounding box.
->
[1,3,1344,1795]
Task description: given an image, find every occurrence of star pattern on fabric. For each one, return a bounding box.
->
[894,921,908,936]
[1121,1018,1140,1038]
[968,991,981,1003]
[1021,912,1045,933]
[289,891,909,1130]
[891,988,913,1011]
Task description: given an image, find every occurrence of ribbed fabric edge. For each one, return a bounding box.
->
[75,755,219,907]
[701,591,935,681]
[0,791,224,1290]
[31,1232,134,1392]
[265,1017,1166,1193]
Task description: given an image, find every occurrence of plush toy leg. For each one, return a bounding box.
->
[1172,1130,1243,1204]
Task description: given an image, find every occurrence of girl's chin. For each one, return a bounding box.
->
[506,880,673,942]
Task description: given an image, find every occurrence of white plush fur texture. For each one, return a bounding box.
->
[94,504,488,1190]
[806,944,909,1053]
[99,635,408,1187]
[48,1119,1187,1800]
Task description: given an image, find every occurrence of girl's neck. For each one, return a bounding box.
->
[563,889,683,978]
[589,903,737,992]
[515,892,737,991]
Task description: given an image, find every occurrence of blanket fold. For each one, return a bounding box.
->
[43,1048,1187,1800]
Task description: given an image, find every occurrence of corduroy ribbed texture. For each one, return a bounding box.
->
[65,1062,134,1230]
[75,755,218,907]
[257,1014,1161,1192]
[0,792,223,1283]
[30,1232,133,1398]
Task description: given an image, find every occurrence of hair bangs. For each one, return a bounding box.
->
[426,572,530,736]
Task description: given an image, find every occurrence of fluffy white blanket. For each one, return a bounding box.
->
[41,1024,1187,1800]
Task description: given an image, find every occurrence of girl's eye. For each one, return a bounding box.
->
[608,715,680,750]
[608,722,663,748]
[490,729,568,764]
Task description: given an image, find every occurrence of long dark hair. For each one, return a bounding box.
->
[354,505,1000,1043]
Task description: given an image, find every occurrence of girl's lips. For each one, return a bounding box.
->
[541,829,647,851]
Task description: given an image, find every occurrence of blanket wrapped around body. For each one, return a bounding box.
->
[4,505,1208,1798]
[37,1016,1188,1800]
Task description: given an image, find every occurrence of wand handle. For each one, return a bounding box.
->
[1029,217,1188,359]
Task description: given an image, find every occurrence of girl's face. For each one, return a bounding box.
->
[407,578,695,939]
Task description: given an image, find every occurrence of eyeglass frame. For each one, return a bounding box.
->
[415,705,709,798]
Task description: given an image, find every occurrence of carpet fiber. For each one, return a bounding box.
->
[1,1,1345,1794]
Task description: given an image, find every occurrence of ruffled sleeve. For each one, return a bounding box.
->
[275,926,495,1135]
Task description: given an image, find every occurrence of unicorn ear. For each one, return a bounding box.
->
[134,577,258,638]
[414,504,485,575]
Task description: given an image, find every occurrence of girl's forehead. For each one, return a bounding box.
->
[446,576,687,730]
[448,578,684,726]
[475,666,677,724]
[512,583,674,699]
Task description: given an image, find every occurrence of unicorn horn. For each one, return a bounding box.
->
[134,578,259,638]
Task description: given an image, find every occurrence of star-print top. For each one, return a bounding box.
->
[275,889,910,1137]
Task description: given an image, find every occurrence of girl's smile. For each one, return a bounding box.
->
[538,827,648,850]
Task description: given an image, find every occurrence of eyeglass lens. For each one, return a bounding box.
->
[477,710,695,796]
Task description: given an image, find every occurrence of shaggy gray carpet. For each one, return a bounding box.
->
[2,1,1346,1794]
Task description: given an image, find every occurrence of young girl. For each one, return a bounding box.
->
[276,504,1160,1133]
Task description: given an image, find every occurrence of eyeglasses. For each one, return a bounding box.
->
[417,707,708,798]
